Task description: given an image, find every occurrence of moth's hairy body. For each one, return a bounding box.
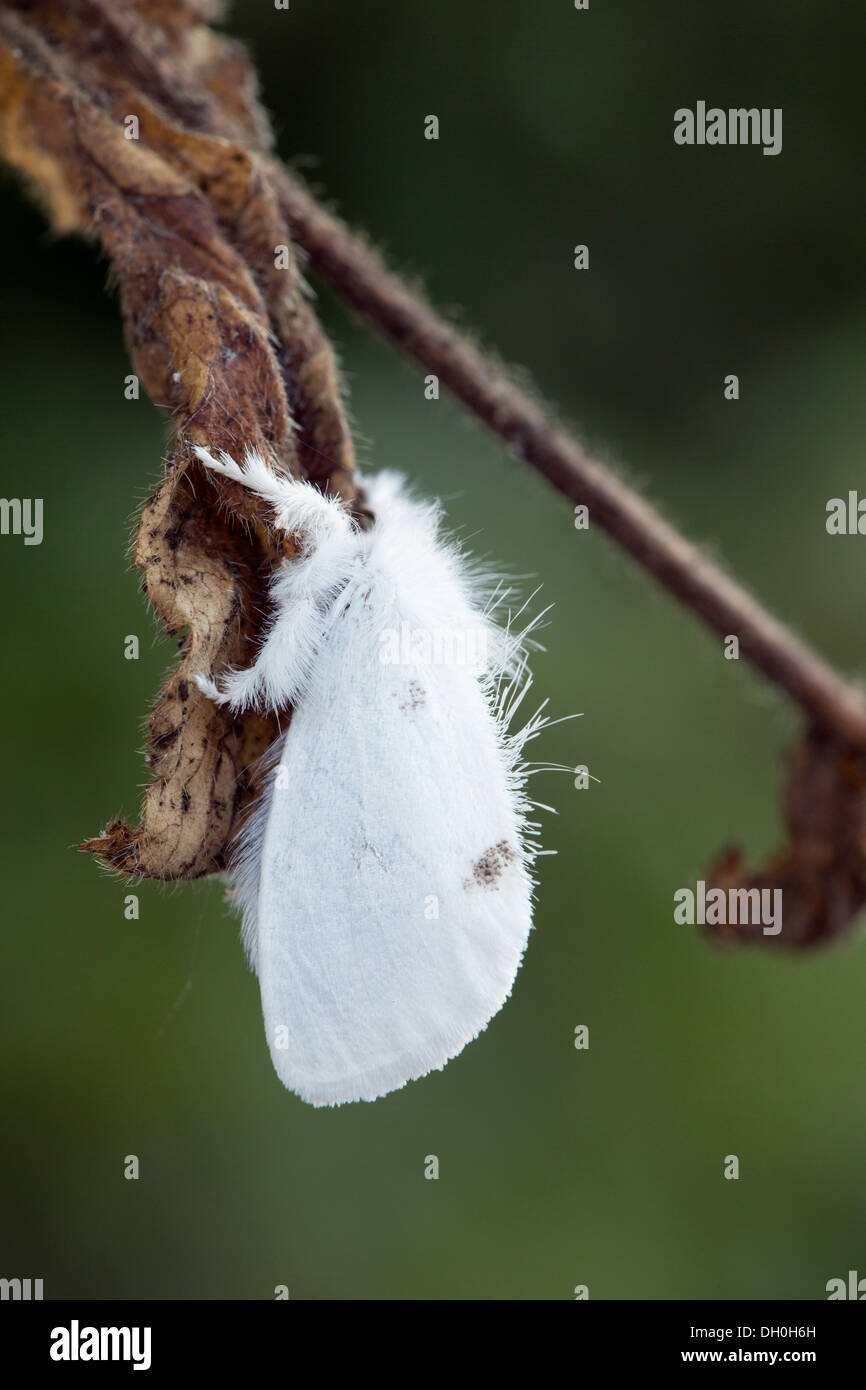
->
[195,446,547,1107]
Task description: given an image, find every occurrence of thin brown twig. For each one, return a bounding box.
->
[275,172,866,753]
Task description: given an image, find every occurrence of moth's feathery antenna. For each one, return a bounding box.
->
[193,447,360,713]
[193,446,353,540]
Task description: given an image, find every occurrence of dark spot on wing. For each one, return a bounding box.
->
[398,679,426,714]
[353,841,389,873]
[467,840,517,890]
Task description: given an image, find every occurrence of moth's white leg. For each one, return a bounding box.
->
[194,446,360,714]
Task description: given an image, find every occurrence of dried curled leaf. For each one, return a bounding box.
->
[705,727,866,948]
[94,468,277,879]
[0,0,358,878]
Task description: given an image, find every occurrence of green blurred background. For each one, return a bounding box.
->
[2,0,865,1299]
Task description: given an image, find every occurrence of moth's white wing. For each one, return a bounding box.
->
[247,478,536,1106]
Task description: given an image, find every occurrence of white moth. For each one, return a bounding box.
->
[193,445,553,1107]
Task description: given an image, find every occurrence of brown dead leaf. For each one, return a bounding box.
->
[705,727,866,948]
[0,1,358,878]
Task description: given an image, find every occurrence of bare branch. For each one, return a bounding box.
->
[274,172,866,754]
